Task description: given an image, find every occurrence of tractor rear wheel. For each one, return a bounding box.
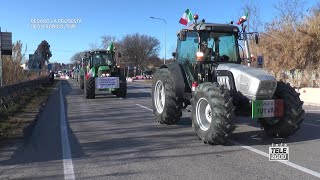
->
[151,68,182,125]
[259,81,304,137]
[191,82,236,145]
[85,77,95,99]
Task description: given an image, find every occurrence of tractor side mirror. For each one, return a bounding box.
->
[179,30,186,41]
[118,52,122,58]
[172,52,176,58]
[255,34,259,44]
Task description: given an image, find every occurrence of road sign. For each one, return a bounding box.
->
[257,55,264,68]
[257,55,263,65]
[1,32,12,55]
[28,54,42,72]
[48,63,52,71]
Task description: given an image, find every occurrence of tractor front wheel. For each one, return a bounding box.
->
[191,82,236,145]
[85,77,95,99]
[115,75,127,98]
[259,81,304,137]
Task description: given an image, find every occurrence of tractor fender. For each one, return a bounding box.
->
[159,62,190,98]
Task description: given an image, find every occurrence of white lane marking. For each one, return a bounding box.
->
[231,140,320,178]
[136,103,320,179]
[60,84,75,180]
[136,104,153,111]
[303,122,320,128]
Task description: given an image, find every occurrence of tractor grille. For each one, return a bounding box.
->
[217,76,230,90]
[260,81,276,89]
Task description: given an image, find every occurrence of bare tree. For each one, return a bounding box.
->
[101,35,116,49]
[120,33,160,67]
[89,42,100,51]
[70,51,86,64]
[242,0,263,32]
[273,0,305,25]
[89,35,117,50]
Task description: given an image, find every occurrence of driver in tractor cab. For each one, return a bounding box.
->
[201,35,229,62]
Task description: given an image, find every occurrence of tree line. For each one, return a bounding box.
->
[247,0,320,74]
[71,33,164,70]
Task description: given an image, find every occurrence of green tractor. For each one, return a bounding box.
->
[79,50,127,99]
[151,15,304,145]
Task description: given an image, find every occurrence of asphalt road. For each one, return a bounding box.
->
[1,79,320,180]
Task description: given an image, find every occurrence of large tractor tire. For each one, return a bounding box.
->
[151,68,182,125]
[80,76,84,89]
[85,77,95,99]
[191,82,236,145]
[259,81,304,137]
[115,75,127,98]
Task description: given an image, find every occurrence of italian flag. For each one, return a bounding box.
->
[236,11,249,25]
[252,100,284,118]
[107,43,114,51]
[179,9,193,25]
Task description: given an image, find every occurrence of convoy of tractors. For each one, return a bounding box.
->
[71,14,304,145]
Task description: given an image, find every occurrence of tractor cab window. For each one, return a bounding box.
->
[200,32,239,62]
[177,31,199,64]
[92,53,113,66]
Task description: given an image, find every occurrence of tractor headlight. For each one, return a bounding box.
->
[101,73,110,77]
[196,51,204,61]
[259,89,274,95]
[259,89,266,94]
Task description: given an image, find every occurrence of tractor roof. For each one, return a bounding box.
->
[178,23,239,34]
[89,50,113,54]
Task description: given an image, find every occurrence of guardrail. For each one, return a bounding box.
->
[0,76,50,109]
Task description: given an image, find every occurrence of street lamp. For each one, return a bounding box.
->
[150,16,166,64]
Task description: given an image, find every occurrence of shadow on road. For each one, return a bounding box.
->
[228,112,320,146]
[0,80,85,168]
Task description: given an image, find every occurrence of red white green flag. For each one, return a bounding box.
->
[179,9,193,25]
[252,100,284,118]
[236,11,249,25]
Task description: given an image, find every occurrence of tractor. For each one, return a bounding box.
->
[79,49,127,99]
[151,15,305,145]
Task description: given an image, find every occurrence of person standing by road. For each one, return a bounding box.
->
[49,71,54,85]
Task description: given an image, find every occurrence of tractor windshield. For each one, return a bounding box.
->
[177,31,199,64]
[200,32,239,62]
[92,53,113,66]
[177,31,240,63]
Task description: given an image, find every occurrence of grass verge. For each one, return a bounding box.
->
[0,81,57,141]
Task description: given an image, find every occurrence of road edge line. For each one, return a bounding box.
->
[60,83,75,180]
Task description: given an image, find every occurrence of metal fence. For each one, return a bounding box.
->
[0,76,50,109]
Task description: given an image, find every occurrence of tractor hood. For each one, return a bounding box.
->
[98,66,110,71]
[97,66,111,77]
[216,63,277,100]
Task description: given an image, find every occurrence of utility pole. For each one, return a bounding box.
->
[0,27,2,87]
[150,17,166,64]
